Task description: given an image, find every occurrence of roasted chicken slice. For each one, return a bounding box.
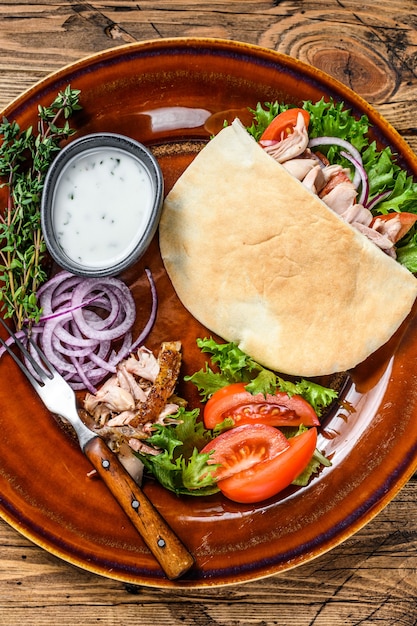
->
[83,341,183,432]
[128,341,182,427]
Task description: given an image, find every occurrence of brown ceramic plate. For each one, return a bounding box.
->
[1,38,417,588]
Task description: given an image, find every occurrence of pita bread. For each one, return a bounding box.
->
[159,120,417,376]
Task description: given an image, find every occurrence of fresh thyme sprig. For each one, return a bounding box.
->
[0,85,82,329]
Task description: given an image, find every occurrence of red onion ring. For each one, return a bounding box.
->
[308,136,364,167]
[0,269,158,394]
[366,190,392,212]
[340,150,369,206]
[122,268,158,357]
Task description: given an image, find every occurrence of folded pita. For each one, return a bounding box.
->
[159,120,417,376]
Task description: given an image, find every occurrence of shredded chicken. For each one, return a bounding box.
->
[354,222,396,257]
[341,203,373,227]
[125,348,159,382]
[319,166,352,195]
[282,157,318,180]
[117,362,148,403]
[372,214,403,241]
[300,164,323,194]
[261,112,309,163]
[127,439,161,455]
[320,182,359,214]
[83,341,184,452]
[84,377,136,425]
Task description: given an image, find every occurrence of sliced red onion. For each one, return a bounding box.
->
[366,190,392,212]
[308,136,363,168]
[108,329,137,367]
[71,278,136,341]
[37,293,103,322]
[121,268,158,357]
[3,269,159,394]
[340,150,369,206]
[36,274,81,315]
[68,355,111,393]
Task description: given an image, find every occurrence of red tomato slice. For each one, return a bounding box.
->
[217,427,318,503]
[203,382,319,430]
[260,107,310,142]
[370,212,417,243]
[201,423,290,482]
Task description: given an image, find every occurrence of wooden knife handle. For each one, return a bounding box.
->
[83,436,194,580]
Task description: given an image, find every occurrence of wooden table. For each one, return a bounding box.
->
[1,2,417,624]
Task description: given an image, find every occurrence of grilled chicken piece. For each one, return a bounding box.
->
[282,157,318,180]
[342,203,373,226]
[128,341,182,427]
[354,222,397,257]
[321,182,358,214]
[117,361,148,402]
[124,348,159,383]
[262,112,309,163]
[302,164,325,194]
[319,165,352,194]
[372,214,403,241]
[84,376,136,423]
[84,342,182,429]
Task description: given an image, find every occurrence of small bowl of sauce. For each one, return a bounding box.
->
[41,133,164,277]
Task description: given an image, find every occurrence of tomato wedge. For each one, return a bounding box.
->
[260,107,310,142]
[201,425,318,503]
[370,212,417,243]
[203,382,319,430]
[201,423,290,481]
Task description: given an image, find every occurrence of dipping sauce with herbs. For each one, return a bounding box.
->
[42,133,163,277]
[52,147,154,268]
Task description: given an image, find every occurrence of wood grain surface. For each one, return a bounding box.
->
[1,1,417,625]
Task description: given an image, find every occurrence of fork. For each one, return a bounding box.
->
[0,318,194,580]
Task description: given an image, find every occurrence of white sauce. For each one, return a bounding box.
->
[52,147,154,268]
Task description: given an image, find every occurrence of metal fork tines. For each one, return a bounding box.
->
[0,316,194,580]
[0,317,95,447]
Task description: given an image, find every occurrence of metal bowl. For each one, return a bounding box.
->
[41,132,164,278]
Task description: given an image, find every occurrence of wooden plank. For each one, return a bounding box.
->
[0,479,416,623]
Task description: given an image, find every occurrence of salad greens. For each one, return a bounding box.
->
[138,407,220,497]
[137,338,336,496]
[247,98,417,272]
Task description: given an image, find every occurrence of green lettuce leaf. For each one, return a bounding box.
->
[396,230,417,272]
[305,97,370,156]
[277,377,338,418]
[292,446,331,487]
[185,337,337,418]
[137,407,220,496]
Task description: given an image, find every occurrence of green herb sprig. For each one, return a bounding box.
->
[0,85,81,329]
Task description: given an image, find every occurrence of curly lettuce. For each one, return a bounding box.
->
[185,337,338,418]
[136,407,220,497]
